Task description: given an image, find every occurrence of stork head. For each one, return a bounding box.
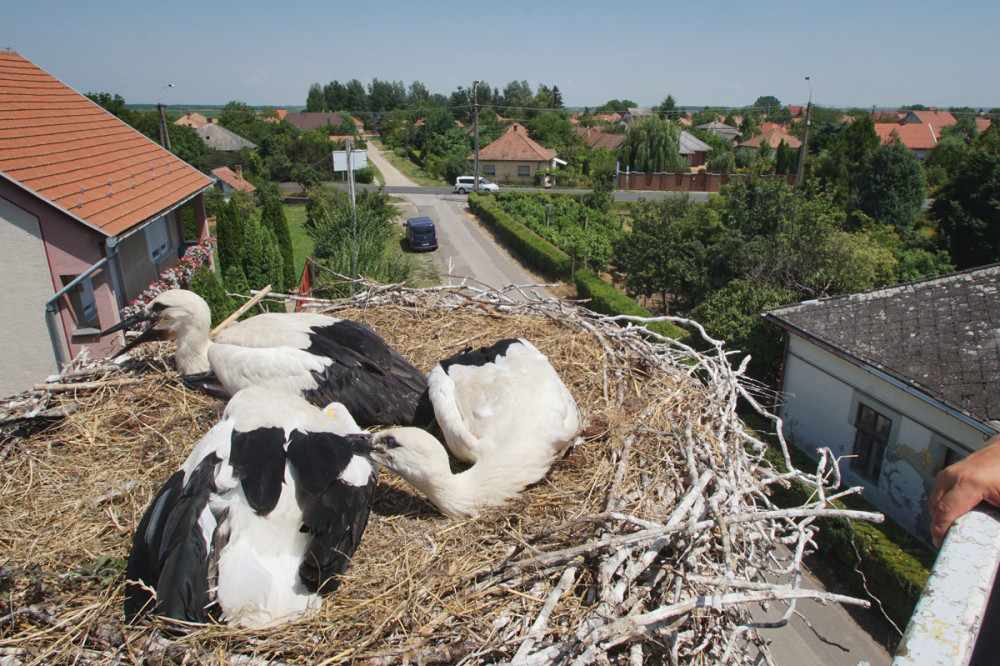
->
[355,428,453,488]
[101,290,211,360]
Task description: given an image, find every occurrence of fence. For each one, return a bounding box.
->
[616,171,796,193]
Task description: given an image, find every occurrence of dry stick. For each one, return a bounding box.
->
[510,560,582,662]
[32,378,143,392]
[210,284,272,338]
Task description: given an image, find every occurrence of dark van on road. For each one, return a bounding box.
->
[405,216,438,251]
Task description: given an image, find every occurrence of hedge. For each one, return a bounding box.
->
[468,194,686,341]
[759,426,933,631]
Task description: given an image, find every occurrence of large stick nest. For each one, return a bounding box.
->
[0,283,879,665]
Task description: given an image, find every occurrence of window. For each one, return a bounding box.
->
[482,164,496,176]
[517,165,531,177]
[850,403,892,482]
[60,275,98,331]
[146,217,171,265]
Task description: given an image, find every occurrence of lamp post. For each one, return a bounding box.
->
[794,76,811,185]
[157,83,174,151]
[473,80,480,193]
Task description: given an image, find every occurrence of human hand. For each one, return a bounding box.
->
[929,435,1000,548]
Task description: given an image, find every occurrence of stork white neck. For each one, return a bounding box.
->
[173,319,212,374]
[372,428,557,519]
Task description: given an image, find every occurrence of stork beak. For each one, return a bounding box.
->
[344,433,375,455]
[100,311,150,337]
[109,325,170,358]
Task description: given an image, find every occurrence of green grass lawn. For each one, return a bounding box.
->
[283,204,314,280]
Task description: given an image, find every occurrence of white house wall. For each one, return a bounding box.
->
[0,197,58,397]
[778,334,991,543]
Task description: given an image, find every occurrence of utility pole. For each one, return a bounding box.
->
[795,76,812,185]
[473,80,480,193]
[157,83,174,151]
[344,137,358,294]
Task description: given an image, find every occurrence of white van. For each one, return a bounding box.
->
[453,176,499,194]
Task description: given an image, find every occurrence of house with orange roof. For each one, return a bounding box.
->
[573,127,625,151]
[900,109,957,136]
[174,112,209,129]
[737,127,802,155]
[211,166,257,200]
[471,123,560,184]
[874,123,938,160]
[0,50,214,395]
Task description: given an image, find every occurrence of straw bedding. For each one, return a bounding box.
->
[0,283,877,665]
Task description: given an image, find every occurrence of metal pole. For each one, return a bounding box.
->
[157,83,173,151]
[345,137,358,294]
[795,77,811,185]
[473,81,480,193]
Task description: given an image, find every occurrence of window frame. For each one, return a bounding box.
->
[850,402,892,482]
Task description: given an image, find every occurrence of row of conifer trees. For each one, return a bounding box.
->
[188,194,296,324]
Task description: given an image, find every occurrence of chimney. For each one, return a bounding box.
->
[235,165,243,181]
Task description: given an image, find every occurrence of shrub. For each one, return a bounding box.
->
[468,194,687,341]
[187,264,234,326]
[354,166,376,184]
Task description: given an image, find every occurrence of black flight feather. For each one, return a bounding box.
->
[230,427,287,515]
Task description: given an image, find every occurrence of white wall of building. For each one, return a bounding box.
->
[0,197,58,397]
[778,335,993,542]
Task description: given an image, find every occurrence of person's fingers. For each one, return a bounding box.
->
[930,484,985,548]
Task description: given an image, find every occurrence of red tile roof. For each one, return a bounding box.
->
[0,50,213,237]
[739,127,802,149]
[210,166,256,192]
[475,123,557,162]
[174,112,209,129]
[901,110,956,135]
[573,127,625,150]
[874,123,938,150]
[974,117,993,133]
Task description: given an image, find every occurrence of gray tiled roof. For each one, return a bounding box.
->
[196,123,257,151]
[763,264,1000,427]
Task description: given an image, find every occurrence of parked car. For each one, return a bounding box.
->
[405,216,438,251]
[453,176,499,194]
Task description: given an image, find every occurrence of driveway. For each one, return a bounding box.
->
[366,143,551,298]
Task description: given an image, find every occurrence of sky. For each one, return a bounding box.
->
[5,0,1000,112]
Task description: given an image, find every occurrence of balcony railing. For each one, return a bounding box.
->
[894,504,1000,664]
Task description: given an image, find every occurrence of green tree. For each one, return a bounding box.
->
[215,198,246,275]
[224,263,251,297]
[690,279,797,384]
[306,83,326,111]
[188,265,234,325]
[306,187,409,293]
[931,130,1000,269]
[658,94,679,120]
[753,96,782,115]
[620,117,684,172]
[848,139,925,238]
[262,197,296,289]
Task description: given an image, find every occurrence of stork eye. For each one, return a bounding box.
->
[382,436,401,450]
[150,302,168,312]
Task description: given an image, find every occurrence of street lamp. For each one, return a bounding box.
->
[157,83,174,151]
[473,80,480,193]
[795,76,812,185]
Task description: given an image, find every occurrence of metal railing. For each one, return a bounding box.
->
[894,504,1000,665]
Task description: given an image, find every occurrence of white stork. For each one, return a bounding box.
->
[354,338,581,518]
[428,338,580,464]
[101,290,433,428]
[124,386,377,628]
